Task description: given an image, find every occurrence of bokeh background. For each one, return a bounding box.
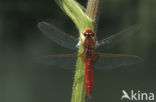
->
[0,0,156,102]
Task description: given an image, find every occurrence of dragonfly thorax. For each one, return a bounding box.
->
[84,29,95,58]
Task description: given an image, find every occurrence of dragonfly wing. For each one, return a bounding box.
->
[94,53,143,70]
[38,21,78,50]
[38,54,77,70]
[96,24,142,49]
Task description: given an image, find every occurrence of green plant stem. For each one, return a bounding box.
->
[71,0,101,102]
[71,45,86,102]
[86,0,101,32]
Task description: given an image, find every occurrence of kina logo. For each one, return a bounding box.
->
[121,90,155,101]
[121,90,131,100]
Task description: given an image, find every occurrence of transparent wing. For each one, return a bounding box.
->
[38,54,77,70]
[38,21,78,50]
[96,24,142,49]
[94,53,143,70]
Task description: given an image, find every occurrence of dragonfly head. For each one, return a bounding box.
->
[83,29,95,38]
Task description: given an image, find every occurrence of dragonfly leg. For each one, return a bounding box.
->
[92,53,99,63]
[79,52,86,62]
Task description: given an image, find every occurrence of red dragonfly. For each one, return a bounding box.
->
[37,21,142,99]
[83,29,98,99]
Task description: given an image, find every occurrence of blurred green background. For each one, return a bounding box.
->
[0,0,156,102]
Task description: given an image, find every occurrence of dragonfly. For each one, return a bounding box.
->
[37,21,142,99]
[82,29,98,99]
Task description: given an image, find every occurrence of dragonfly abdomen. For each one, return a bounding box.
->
[85,57,94,99]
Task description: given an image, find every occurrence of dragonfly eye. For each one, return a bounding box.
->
[83,32,88,37]
[84,29,95,37]
[90,32,95,37]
